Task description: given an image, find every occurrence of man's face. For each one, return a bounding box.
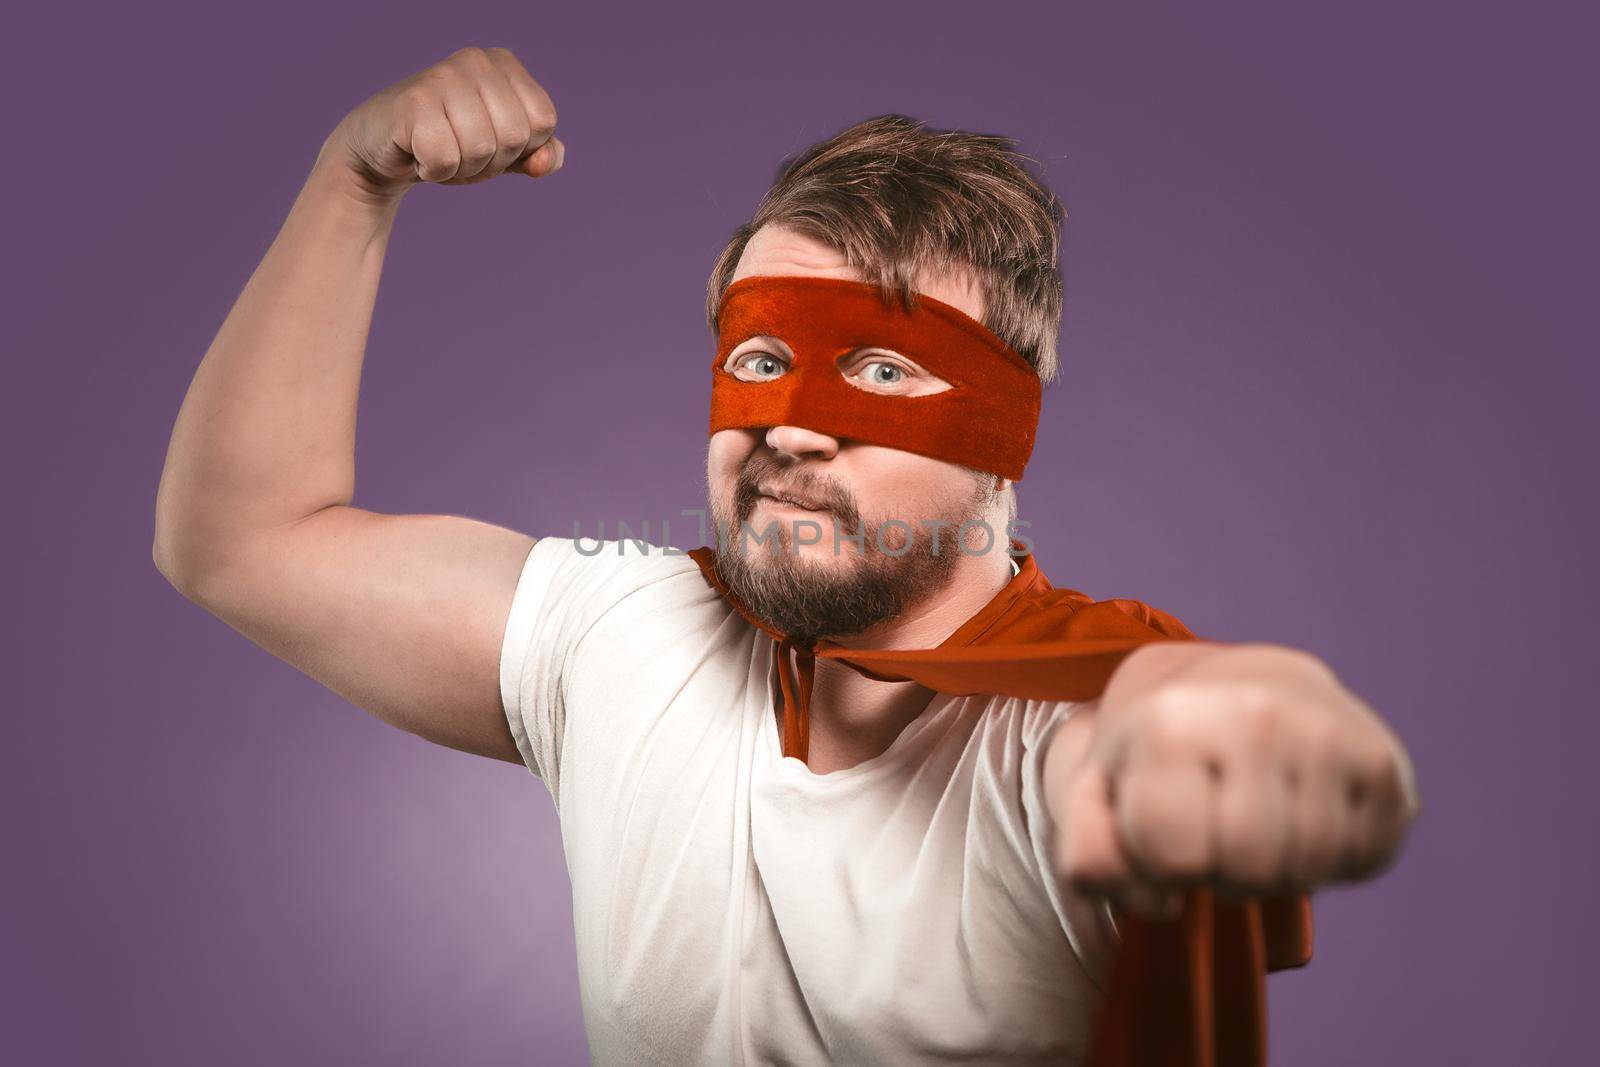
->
[705,224,1012,643]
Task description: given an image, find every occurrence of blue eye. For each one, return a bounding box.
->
[862,361,904,385]
[841,352,955,397]
[737,353,785,379]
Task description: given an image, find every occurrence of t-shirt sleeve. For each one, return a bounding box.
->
[497,536,691,798]
[1019,699,1121,991]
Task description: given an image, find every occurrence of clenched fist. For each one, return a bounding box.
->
[1043,641,1419,919]
[318,45,563,203]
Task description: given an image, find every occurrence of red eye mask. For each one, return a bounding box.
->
[710,274,1043,481]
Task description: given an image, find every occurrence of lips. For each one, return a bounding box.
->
[757,483,829,511]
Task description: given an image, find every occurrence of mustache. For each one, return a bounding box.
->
[733,455,862,531]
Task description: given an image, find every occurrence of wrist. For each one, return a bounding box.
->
[1041,700,1098,804]
[304,133,409,222]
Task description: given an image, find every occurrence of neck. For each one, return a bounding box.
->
[796,541,1016,774]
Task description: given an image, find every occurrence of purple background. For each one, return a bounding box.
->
[9,2,1595,1064]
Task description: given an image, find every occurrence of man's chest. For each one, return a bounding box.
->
[557,709,1100,1062]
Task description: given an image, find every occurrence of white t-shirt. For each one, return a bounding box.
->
[498,537,1118,1065]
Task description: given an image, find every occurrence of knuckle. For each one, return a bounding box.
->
[1359,739,1398,779]
[1119,787,1205,881]
[421,63,457,87]
[1233,699,1279,752]
[1145,697,1206,752]
[1149,679,1202,717]
[396,85,434,113]
[524,110,556,141]
[485,45,528,76]
[420,150,459,176]
[1142,714,1226,780]
[1343,743,1395,798]
[1297,719,1339,761]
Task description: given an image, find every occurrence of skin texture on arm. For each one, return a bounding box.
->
[151,47,564,763]
[182,507,537,764]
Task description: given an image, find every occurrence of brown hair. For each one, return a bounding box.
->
[705,114,1065,385]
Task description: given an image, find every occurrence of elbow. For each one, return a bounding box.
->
[151,520,224,602]
[152,530,200,600]
[152,478,198,595]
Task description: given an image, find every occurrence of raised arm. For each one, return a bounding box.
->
[152,46,565,764]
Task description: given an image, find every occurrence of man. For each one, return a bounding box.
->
[153,46,1419,1064]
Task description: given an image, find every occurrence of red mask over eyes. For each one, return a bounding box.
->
[710,274,1043,481]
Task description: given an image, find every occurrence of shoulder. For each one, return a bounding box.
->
[521,535,706,600]
[955,695,1097,790]
[513,536,742,650]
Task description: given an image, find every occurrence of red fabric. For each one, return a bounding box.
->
[686,543,1313,1065]
[711,275,1043,481]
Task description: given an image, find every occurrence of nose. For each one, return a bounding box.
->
[765,425,839,461]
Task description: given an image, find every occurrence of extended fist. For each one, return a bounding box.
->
[321,46,563,201]
[1044,641,1419,918]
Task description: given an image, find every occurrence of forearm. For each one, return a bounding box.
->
[153,136,403,585]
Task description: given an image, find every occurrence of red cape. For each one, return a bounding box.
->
[687,543,1313,1067]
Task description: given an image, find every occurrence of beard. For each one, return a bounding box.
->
[708,452,997,644]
